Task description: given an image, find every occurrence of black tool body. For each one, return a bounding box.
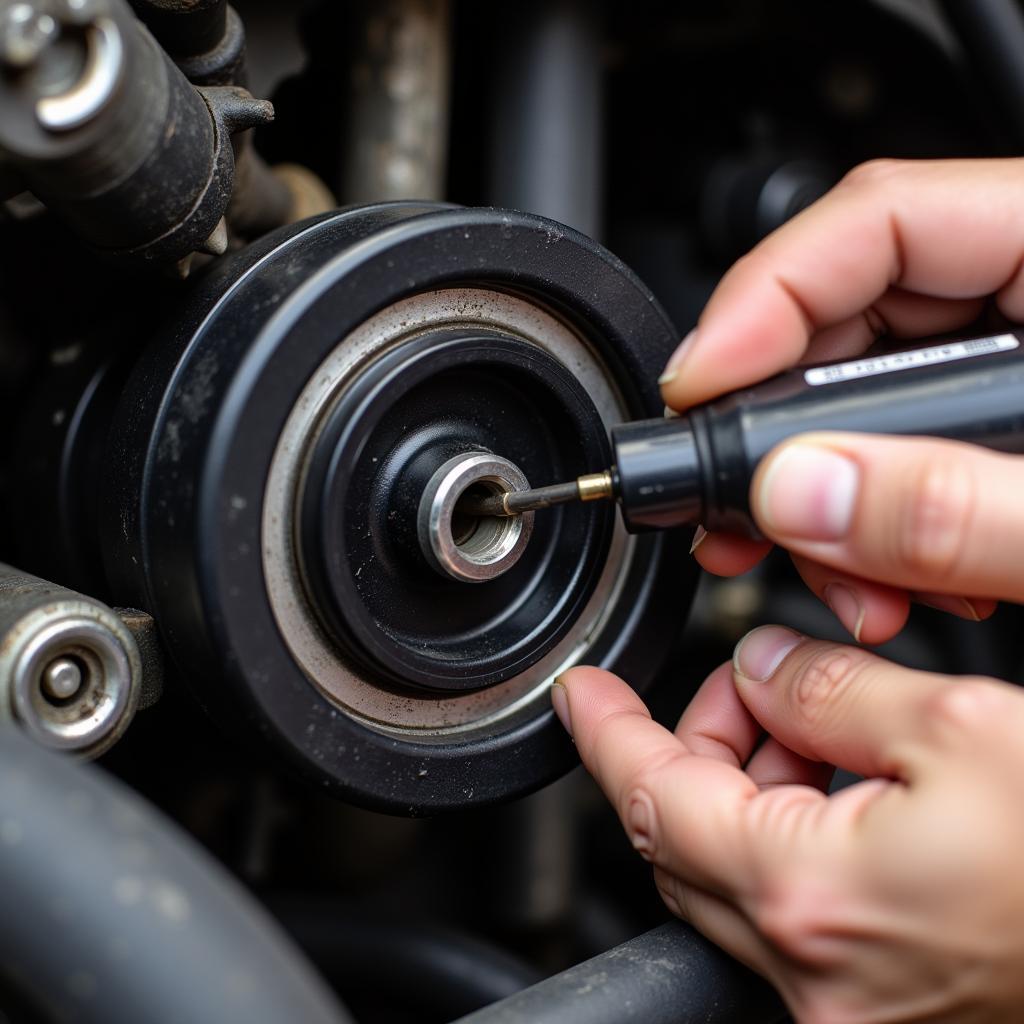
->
[612,331,1024,535]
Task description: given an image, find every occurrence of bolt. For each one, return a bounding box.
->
[41,656,83,701]
[0,2,58,70]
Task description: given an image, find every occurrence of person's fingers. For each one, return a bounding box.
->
[745,737,834,793]
[800,290,987,365]
[912,592,998,621]
[555,666,758,896]
[789,554,910,645]
[672,662,761,766]
[660,158,1024,409]
[751,433,1024,603]
[692,530,772,577]
[672,662,833,791]
[730,626,957,778]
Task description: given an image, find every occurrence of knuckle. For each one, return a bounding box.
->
[623,786,659,861]
[893,454,976,581]
[754,876,836,966]
[617,748,685,861]
[838,157,905,191]
[787,647,868,730]
[924,679,1006,742]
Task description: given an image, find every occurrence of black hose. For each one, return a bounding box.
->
[937,0,1024,150]
[270,898,543,1020]
[0,726,350,1024]
[448,921,788,1024]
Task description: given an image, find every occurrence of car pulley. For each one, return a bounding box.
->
[99,203,698,812]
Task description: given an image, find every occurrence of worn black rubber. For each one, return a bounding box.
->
[0,726,348,1024]
[449,921,788,1024]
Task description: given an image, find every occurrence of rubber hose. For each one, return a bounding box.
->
[0,726,350,1024]
[448,921,788,1024]
[269,898,543,1019]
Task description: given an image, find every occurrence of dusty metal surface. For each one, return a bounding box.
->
[340,0,450,202]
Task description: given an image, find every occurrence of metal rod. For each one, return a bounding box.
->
[457,472,615,518]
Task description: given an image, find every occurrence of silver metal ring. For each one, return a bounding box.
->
[36,16,123,132]
[7,610,139,756]
[418,453,534,583]
[263,287,633,738]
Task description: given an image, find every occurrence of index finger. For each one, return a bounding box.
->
[661,157,1024,410]
[557,666,759,898]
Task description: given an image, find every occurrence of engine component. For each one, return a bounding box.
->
[339,0,450,204]
[417,452,534,583]
[129,0,245,85]
[128,0,311,238]
[99,202,696,812]
[0,724,350,1024]
[0,562,141,756]
[0,0,273,266]
[700,156,834,263]
[488,0,604,239]
[451,921,786,1024]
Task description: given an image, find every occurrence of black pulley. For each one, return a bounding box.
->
[101,202,697,813]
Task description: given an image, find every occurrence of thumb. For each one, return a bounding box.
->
[729,626,958,780]
[750,433,1024,602]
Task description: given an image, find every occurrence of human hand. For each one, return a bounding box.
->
[660,158,1024,642]
[554,634,1024,1023]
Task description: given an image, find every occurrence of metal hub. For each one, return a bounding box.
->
[294,323,616,695]
[264,287,631,728]
[418,452,534,583]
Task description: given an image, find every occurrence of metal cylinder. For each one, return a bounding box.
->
[417,452,534,583]
[340,0,450,202]
[0,0,272,264]
[488,0,605,239]
[0,563,141,756]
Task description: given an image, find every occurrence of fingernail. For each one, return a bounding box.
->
[733,625,803,682]
[757,443,859,540]
[658,329,698,385]
[551,680,573,737]
[824,583,865,642]
[914,593,981,622]
[689,525,708,555]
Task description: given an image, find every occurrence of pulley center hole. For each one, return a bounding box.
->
[451,481,504,548]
